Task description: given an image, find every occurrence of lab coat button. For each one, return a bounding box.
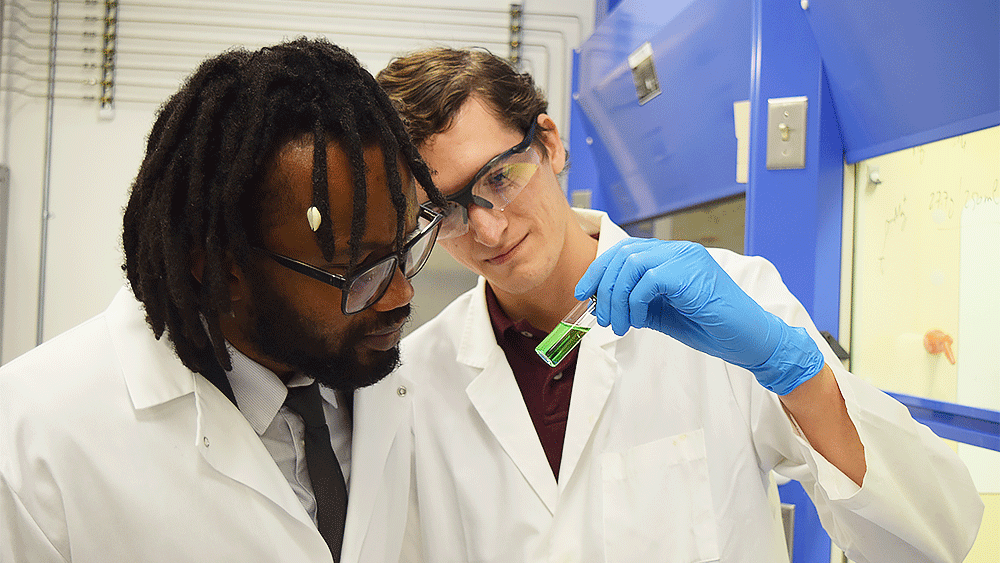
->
[397,386,407,397]
[203,436,210,447]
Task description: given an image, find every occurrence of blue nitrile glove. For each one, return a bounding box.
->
[575,238,825,395]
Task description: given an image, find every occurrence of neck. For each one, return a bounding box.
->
[219,313,297,383]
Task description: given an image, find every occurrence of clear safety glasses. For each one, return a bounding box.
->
[254,205,442,314]
[435,120,542,240]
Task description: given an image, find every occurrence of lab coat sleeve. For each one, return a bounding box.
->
[0,474,69,563]
[718,250,984,563]
[753,366,983,563]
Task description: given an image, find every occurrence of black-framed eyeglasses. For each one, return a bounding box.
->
[435,119,542,239]
[253,205,442,315]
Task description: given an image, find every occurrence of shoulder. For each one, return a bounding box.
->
[0,310,129,480]
[0,292,160,453]
[1,312,119,403]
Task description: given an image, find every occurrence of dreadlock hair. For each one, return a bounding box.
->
[122,37,446,377]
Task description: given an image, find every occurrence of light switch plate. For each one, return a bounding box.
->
[766,96,808,169]
[570,189,592,209]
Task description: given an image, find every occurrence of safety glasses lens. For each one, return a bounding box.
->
[436,201,469,240]
[472,147,540,210]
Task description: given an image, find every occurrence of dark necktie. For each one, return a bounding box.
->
[284,381,348,561]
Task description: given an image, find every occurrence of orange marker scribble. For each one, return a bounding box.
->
[923,329,956,365]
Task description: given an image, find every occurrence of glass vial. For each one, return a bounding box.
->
[535,296,598,367]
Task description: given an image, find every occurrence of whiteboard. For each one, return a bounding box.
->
[850,125,999,491]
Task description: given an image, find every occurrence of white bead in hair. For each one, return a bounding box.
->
[306,206,322,231]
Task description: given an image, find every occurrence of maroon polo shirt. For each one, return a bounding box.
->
[485,284,578,480]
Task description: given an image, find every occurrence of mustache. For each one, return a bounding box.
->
[370,304,411,332]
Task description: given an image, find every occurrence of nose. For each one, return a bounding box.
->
[466,202,507,247]
[372,264,414,312]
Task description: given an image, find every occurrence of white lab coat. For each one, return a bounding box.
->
[396,209,983,563]
[0,287,413,563]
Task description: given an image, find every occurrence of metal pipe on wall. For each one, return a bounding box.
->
[0,0,7,361]
[0,165,9,362]
[36,0,59,345]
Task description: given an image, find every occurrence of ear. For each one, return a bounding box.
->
[536,113,566,175]
[190,249,206,283]
[225,258,248,308]
[191,248,247,311]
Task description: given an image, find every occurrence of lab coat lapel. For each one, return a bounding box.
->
[461,280,558,514]
[110,287,197,410]
[466,348,559,514]
[109,287,319,537]
[557,324,620,490]
[340,374,410,563]
[193,374,318,532]
[557,209,627,489]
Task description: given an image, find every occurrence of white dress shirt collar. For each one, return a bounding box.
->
[223,343,341,435]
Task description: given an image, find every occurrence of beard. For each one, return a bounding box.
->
[244,271,409,391]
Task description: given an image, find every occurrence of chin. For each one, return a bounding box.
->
[301,346,402,392]
[491,265,550,296]
[361,348,403,384]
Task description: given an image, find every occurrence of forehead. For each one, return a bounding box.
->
[420,97,524,194]
[261,137,416,259]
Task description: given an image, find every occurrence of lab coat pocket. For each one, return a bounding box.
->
[601,429,720,563]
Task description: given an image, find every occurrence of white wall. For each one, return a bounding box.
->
[0,0,594,363]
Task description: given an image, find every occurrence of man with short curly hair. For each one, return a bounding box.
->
[378,47,982,563]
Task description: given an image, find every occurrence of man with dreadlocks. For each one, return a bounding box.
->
[0,38,445,563]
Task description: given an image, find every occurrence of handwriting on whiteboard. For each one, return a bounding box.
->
[879,196,907,273]
[961,180,999,211]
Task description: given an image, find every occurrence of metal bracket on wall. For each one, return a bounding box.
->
[628,42,661,106]
[508,3,523,70]
[819,330,850,362]
[99,0,119,119]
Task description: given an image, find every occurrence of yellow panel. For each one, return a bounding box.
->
[965,494,999,562]
[850,127,1000,404]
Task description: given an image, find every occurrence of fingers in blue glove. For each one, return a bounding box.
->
[576,238,713,335]
[574,237,824,394]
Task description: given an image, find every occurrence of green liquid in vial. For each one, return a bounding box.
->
[535,321,591,367]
